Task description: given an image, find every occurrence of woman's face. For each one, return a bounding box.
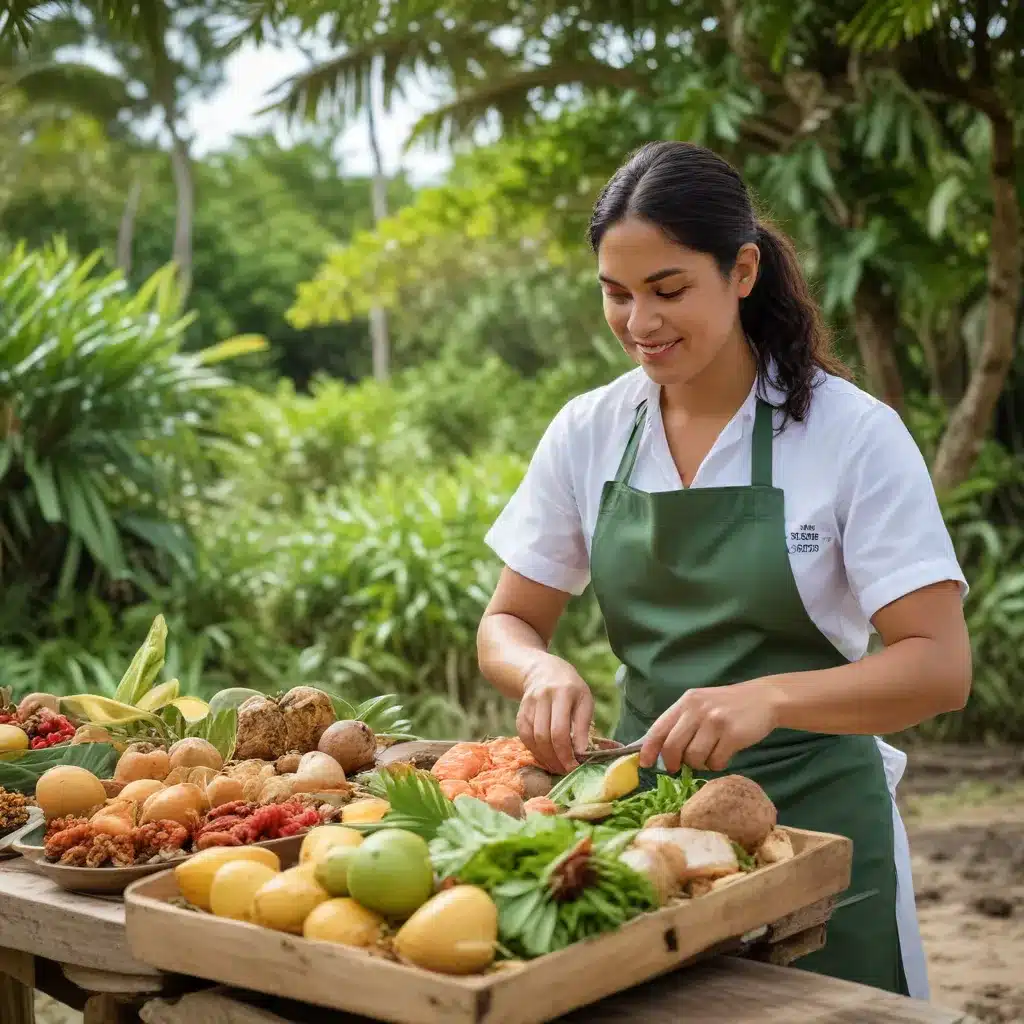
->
[597,216,758,388]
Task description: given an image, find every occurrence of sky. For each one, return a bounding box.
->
[184,39,454,184]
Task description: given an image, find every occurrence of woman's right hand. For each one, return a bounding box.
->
[517,653,595,775]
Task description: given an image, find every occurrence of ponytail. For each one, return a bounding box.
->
[741,222,852,426]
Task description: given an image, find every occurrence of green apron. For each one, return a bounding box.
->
[589,395,907,995]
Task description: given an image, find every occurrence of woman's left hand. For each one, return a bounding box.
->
[638,681,782,773]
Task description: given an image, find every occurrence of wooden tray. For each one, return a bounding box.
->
[123,826,852,1024]
[13,825,304,895]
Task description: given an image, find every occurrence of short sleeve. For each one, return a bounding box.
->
[836,403,968,621]
[484,401,591,596]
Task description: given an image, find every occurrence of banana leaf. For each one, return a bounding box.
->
[0,743,119,795]
[114,614,167,705]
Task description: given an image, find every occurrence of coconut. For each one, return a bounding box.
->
[677,775,777,851]
[234,696,288,761]
[279,687,336,753]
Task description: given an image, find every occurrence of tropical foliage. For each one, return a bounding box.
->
[0,0,1021,743]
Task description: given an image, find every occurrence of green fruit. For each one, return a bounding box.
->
[208,687,265,716]
[346,829,434,920]
[314,845,360,897]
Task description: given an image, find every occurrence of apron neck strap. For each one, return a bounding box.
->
[615,400,648,484]
[615,397,774,487]
[752,399,774,487]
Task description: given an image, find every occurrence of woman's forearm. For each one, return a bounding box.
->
[762,633,972,736]
[477,612,554,700]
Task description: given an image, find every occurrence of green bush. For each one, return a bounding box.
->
[0,239,241,602]
[194,449,619,738]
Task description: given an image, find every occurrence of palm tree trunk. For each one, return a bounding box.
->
[932,109,1021,492]
[852,270,905,415]
[164,116,194,305]
[116,176,143,276]
[367,59,390,382]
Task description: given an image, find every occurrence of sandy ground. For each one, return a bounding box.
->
[31,744,1024,1024]
[898,747,1024,1023]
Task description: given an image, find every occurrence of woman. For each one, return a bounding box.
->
[477,141,971,999]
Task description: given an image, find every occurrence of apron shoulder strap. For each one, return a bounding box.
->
[752,398,774,487]
[614,400,648,484]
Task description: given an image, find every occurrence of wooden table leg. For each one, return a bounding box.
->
[0,971,35,1024]
[0,947,36,1024]
[85,993,140,1024]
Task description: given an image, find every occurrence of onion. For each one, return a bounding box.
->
[168,738,223,773]
[115,743,171,784]
[141,783,207,827]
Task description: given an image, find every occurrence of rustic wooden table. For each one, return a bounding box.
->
[0,859,978,1024]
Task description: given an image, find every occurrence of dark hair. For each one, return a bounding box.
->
[588,141,851,424]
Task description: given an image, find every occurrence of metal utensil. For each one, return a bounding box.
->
[575,740,645,764]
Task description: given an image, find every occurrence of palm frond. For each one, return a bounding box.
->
[2,60,132,122]
[259,28,511,126]
[406,60,654,149]
[840,0,952,50]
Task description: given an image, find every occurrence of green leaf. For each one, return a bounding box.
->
[0,743,120,795]
[114,614,167,705]
[927,177,963,239]
[195,335,268,365]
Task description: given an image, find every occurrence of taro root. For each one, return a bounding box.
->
[279,687,335,753]
[318,720,376,775]
[234,696,288,761]
[677,775,777,852]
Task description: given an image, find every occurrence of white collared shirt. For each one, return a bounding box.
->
[484,365,967,663]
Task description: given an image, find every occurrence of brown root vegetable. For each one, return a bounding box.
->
[275,752,302,775]
[17,692,60,722]
[643,812,680,830]
[279,687,335,752]
[677,775,777,852]
[517,767,554,800]
[168,738,224,773]
[234,696,289,761]
[206,775,245,807]
[101,779,126,800]
[259,776,298,803]
[318,720,376,775]
[141,783,207,827]
[118,779,166,804]
[291,751,347,794]
[755,827,795,866]
[115,743,171,784]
